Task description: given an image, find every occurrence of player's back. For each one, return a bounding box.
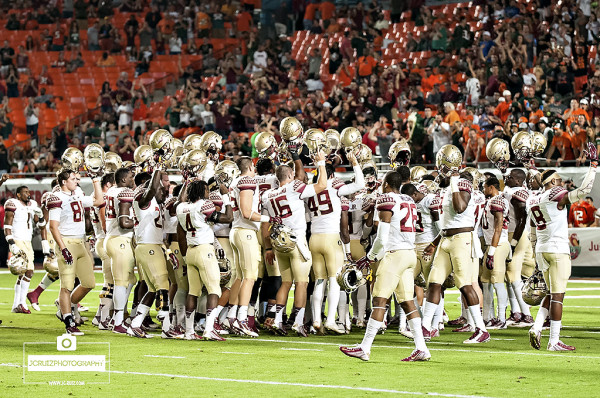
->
[262,180,307,235]
[482,194,509,245]
[132,188,163,245]
[376,192,416,250]
[527,186,569,254]
[176,200,215,246]
[105,186,134,237]
[230,175,259,230]
[308,178,345,234]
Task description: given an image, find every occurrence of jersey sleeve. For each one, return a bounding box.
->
[81,195,94,208]
[458,178,472,194]
[548,186,568,202]
[199,200,216,217]
[46,194,63,210]
[4,199,17,212]
[490,196,507,213]
[512,189,529,203]
[331,177,345,191]
[118,188,134,203]
[237,176,256,192]
[293,180,307,194]
[209,192,223,210]
[164,196,177,211]
[376,193,396,212]
[429,194,441,211]
[341,197,350,211]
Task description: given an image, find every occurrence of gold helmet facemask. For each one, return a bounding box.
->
[486,138,511,173]
[340,127,361,153]
[104,151,122,173]
[410,166,427,183]
[511,131,533,162]
[279,117,304,142]
[435,144,462,177]
[61,147,84,171]
[389,139,411,168]
[530,131,547,157]
[254,131,279,160]
[304,128,331,160]
[133,144,155,173]
[200,131,223,161]
[214,160,240,188]
[183,133,203,152]
[83,143,105,175]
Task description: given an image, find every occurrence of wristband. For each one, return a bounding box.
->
[4,225,12,230]
[6,234,14,241]
[92,177,101,183]
[488,246,496,256]
[510,238,518,247]
[221,195,231,207]
[450,176,460,193]
[42,240,50,254]
[260,214,270,223]
[265,248,273,252]
[343,242,351,255]
[429,242,436,248]
[38,219,47,228]
[291,152,300,161]
[316,160,325,167]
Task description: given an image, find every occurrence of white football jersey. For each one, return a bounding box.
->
[230,175,260,231]
[504,186,529,233]
[472,190,486,236]
[104,186,134,238]
[429,189,444,232]
[526,186,569,254]
[209,191,231,238]
[91,204,106,239]
[261,180,316,235]
[176,200,216,246]
[255,173,279,198]
[415,193,436,244]
[4,198,38,241]
[163,196,178,235]
[132,188,164,245]
[348,197,367,241]
[375,192,416,250]
[47,190,93,237]
[440,178,476,230]
[307,177,348,234]
[482,194,509,245]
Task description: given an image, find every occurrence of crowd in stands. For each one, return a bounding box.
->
[1,0,600,177]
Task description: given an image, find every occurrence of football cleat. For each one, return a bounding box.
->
[271,322,288,336]
[356,319,366,328]
[486,318,503,330]
[398,328,414,339]
[12,306,22,313]
[247,316,259,334]
[143,316,159,331]
[214,321,230,335]
[162,326,185,339]
[506,312,523,326]
[312,321,326,336]
[442,310,449,323]
[448,316,467,326]
[112,324,128,335]
[127,326,151,338]
[292,323,308,337]
[325,322,345,335]
[238,320,259,338]
[92,315,100,327]
[520,315,534,326]
[547,341,575,351]
[463,328,491,344]
[184,333,203,341]
[438,322,445,332]
[78,305,89,312]
[18,304,31,314]
[203,329,226,341]
[98,320,111,330]
[401,349,431,362]
[66,326,84,336]
[452,324,475,333]
[529,328,542,350]
[422,326,433,342]
[497,321,508,330]
[340,345,370,361]
[26,293,41,311]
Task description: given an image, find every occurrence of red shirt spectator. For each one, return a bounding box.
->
[319,1,336,20]
[569,199,597,227]
[236,11,252,32]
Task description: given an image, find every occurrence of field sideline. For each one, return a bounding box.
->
[1,271,599,397]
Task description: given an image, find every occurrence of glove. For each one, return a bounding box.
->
[87,236,96,253]
[485,254,494,270]
[41,239,51,255]
[355,256,372,271]
[586,141,598,165]
[169,252,180,270]
[9,243,22,256]
[216,248,225,259]
[346,253,353,262]
[269,216,282,225]
[61,248,74,265]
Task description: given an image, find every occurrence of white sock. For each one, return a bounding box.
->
[131,304,150,328]
[359,317,382,353]
[218,306,228,324]
[174,289,187,326]
[356,284,367,321]
[100,297,112,322]
[248,305,255,317]
[506,282,519,314]
[274,305,285,323]
[337,291,348,325]
[408,317,428,351]
[533,306,548,332]
[399,307,407,330]
[20,277,30,307]
[422,300,438,330]
[72,303,81,322]
[162,312,171,333]
[125,283,134,313]
[466,306,474,327]
[493,283,508,322]
[13,280,21,309]
[311,279,325,325]
[40,273,55,289]
[549,320,561,345]
[294,307,305,325]
[326,277,341,324]
[185,310,195,336]
[238,305,248,322]
[511,281,531,316]
[482,282,493,321]
[112,285,127,325]
[227,304,238,319]
[468,304,486,331]
[432,297,444,328]
[460,295,468,319]
[205,308,219,334]
[413,296,421,317]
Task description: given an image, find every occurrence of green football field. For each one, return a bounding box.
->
[1,271,599,398]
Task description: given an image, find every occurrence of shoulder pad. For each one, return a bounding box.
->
[512,189,530,203]
[458,178,472,194]
[133,186,145,201]
[200,200,216,216]
[209,191,223,207]
[46,194,63,210]
[237,176,256,191]
[490,195,507,212]
[340,196,350,211]
[4,198,17,212]
[292,180,306,194]
[548,186,568,202]
[117,188,134,203]
[376,193,396,211]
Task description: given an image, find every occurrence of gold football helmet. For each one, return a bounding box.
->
[199,131,223,161]
[361,160,379,190]
[277,141,293,164]
[61,147,84,171]
[219,257,232,287]
[435,144,462,177]
[463,167,485,190]
[511,131,532,162]
[104,151,122,173]
[279,117,303,142]
[353,143,373,164]
[255,132,278,160]
[167,138,184,168]
[421,179,439,194]
[183,133,203,152]
[8,252,27,276]
[43,253,59,277]
[149,128,173,156]
[214,160,240,188]
[83,143,105,175]
[522,269,548,306]
[324,129,341,152]
[304,128,331,158]
[410,166,427,183]
[269,224,297,253]
[122,161,135,170]
[389,139,411,168]
[179,149,208,179]
[340,127,361,152]
[530,131,547,157]
[336,261,367,293]
[486,138,511,173]
[133,145,155,172]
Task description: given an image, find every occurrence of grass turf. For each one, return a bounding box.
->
[0,271,599,397]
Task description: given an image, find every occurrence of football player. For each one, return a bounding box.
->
[480,176,511,329]
[128,169,176,338]
[5,186,49,313]
[104,167,137,334]
[340,171,430,362]
[422,145,490,344]
[503,169,535,325]
[91,173,114,328]
[47,169,103,335]
[261,151,327,336]
[528,145,597,351]
[176,180,233,340]
[347,192,369,327]
[309,152,364,334]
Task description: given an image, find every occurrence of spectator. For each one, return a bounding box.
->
[114,134,137,162]
[569,197,597,227]
[15,45,29,74]
[427,113,451,154]
[25,98,40,144]
[196,9,212,38]
[0,40,15,75]
[5,66,19,97]
[97,51,116,67]
[87,21,100,51]
[105,122,119,146]
[357,48,378,78]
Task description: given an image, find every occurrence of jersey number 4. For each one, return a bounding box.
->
[307,191,333,217]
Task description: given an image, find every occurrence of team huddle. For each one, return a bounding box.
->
[4,118,598,362]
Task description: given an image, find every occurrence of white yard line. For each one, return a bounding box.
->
[219,351,252,355]
[109,370,495,398]
[144,355,185,359]
[281,347,323,351]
